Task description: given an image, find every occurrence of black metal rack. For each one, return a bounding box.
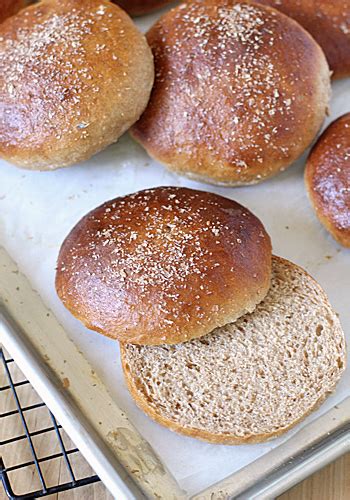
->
[0,348,101,499]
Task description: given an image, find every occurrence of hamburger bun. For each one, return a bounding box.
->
[56,187,272,345]
[305,113,350,248]
[0,0,154,170]
[131,0,331,186]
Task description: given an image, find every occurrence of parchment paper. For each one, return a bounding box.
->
[0,8,349,496]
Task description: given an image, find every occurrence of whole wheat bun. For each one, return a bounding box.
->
[0,0,154,170]
[0,0,25,24]
[253,0,350,80]
[56,187,272,345]
[131,0,331,186]
[121,256,346,445]
[113,1,173,16]
[305,113,350,248]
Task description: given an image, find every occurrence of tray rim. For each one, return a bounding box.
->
[1,245,349,500]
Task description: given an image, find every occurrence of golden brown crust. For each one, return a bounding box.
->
[131,0,330,186]
[253,0,350,79]
[113,0,173,16]
[305,113,350,248]
[0,0,24,24]
[0,0,154,170]
[120,255,345,444]
[56,187,272,345]
[121,343,335,445]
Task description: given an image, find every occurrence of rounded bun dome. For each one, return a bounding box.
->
[305,113,350,248]
[56,187,272,345]
[0,0,154,170]
[131,0,331,186]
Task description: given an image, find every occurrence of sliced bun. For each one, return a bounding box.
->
[254,0,350,80]
[131,0,331,186]
[0,0,154,170]
[121,256,346,444]
[56,187,272,345]
[114,0,173,16]
[305,113,350,248]
[0,0,24,24]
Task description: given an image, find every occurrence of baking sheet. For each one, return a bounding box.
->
[0,7,349,496]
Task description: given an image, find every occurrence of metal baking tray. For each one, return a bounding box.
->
[1,247,349,499]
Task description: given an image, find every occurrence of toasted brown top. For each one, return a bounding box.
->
[131,0,330,186]
[0,0,154,170]
[0,0,24,24]
[114,0,173,16]
[305,113,350,248]
[254,0,350,79]
[56,187,272,345]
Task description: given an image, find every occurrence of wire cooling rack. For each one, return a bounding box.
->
[0,348,101,499]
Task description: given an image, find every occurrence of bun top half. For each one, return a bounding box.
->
[56,187,272,345]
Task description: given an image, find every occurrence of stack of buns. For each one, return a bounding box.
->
[56,187,346,444]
